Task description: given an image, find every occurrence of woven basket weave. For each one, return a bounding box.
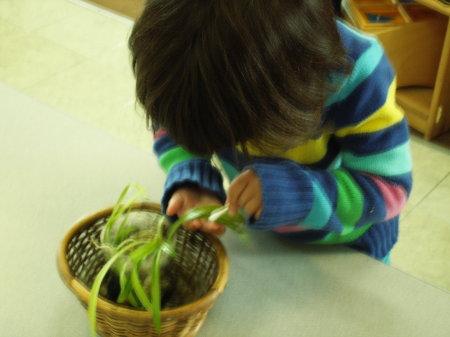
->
[57,202,229,337]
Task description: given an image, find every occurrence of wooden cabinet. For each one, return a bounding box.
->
[343,0,450,140]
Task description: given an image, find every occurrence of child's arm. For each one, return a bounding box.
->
[153,129,226,217]
[237,40,412,242]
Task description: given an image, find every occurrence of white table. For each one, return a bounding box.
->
[1,83,449,337]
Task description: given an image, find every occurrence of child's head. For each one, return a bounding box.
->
[129,0,350,156]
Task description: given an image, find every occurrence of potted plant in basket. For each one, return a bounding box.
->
[57,183,248,337]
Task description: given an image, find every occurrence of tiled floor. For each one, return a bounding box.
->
[1,0,449,292]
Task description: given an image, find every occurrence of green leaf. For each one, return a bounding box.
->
[103,185,132,243]
[114,225,137,246]
[168,205,249,244]
[151,250,163,333]
[88,241,141,337]
[103,184,146,245]
[114,211,133,245]
[117,260,133,303]
[127,290,139,307]
[168,206,218,240]
[130,239,160,263]
[130,262,153,312]
[207,206,230,222]
[161,242,178,258]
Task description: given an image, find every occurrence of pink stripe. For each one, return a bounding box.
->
[154,129,168,139]
[274,225,308,233]
[369,175,407,220]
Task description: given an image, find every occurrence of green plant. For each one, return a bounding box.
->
[88,184,247,336]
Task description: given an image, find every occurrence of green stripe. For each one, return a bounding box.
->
[313,223,372,244]
[342,141,412,177]
[159,147,198,172]
[332,170,363,230]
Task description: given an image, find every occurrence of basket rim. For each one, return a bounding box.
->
[56,201,229,320]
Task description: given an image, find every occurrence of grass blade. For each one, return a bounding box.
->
[161,242,178,258]
[130,262,153,312]
[130,239,160,263]
[151,250,163,333]
[104,184,146,244]
[168,205,249,243]
[88,241,140,337]
[117,259,133,303]
[168,206,218,240]
[127,290,140,307]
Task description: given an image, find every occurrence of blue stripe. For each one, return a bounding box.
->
[326,39,384,107]
[327,54,394,128]
[336,119,409,155]
[337,21,375,59]
[302,181,332,229]
[350,218,399,259]
[154,135,177,157]
[275,229,328,242]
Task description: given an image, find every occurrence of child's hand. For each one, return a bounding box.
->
[166,187,225,235]
[226,169,263,220]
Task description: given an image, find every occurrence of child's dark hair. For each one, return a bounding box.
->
[129,0,351,156]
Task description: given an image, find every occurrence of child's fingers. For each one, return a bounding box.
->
[228,171,262,218]
[166,193,184,216]
[184,220,225,236]
[203,222,226,236]
[254,207,263,220]
[184,219,202,231]
[241,197,262,219]
[227,170,252,215]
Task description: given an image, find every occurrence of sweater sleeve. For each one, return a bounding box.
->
[153,129,226,212]
[246,38,412,242]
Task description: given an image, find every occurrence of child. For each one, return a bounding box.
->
[128,0,413,262]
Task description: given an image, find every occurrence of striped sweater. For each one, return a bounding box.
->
[153,21,413,259]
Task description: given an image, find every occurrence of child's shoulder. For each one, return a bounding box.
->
[336,20,381,60]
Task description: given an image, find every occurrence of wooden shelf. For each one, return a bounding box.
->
[343,0,450,140]
[416,0,450,16]
[397,87,433,133]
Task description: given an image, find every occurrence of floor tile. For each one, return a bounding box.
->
[24,59,149,149]
[403,134,450,215]
[0,33,84,89]
[0,19,27,43]
[418,173,450,224]
[34,2,133,61]
[95,41,134,75]
[392,207,450,292]
[0,0,78,32]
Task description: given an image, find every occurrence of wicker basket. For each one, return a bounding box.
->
[57,202,229,337]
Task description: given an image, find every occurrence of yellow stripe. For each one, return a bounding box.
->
[280,134,330,164]
[243,80,402,164]
[335,80,404,137]
[245,133,331,164]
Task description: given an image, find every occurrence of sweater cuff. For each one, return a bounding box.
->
[248,161,314,230]
[161,159,226,213]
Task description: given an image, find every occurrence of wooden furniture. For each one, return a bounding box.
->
[343,0,450,140]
